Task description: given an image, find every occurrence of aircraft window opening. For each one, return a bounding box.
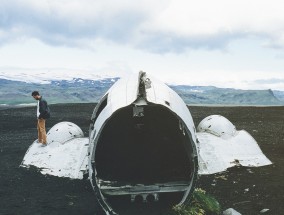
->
[92,94,108,121]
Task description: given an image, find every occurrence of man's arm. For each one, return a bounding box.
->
[39,100,48,119]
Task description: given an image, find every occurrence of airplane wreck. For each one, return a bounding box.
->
[21,72,272,214]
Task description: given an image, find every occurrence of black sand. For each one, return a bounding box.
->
[0,104,283,215]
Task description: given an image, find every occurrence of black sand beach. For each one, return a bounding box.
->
[0,104,283,215]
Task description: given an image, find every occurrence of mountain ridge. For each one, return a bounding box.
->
[0,77,283,106]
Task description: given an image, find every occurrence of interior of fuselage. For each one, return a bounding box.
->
[94,105,194,186]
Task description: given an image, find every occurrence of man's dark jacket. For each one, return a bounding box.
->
[39,97,50,119]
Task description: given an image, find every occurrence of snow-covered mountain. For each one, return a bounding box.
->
[0,72,283,106]
[0,68,127,84]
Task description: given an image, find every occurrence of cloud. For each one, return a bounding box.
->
[139,0,284,52]
[245,78,284,91]
[1,0,284,53]
[253,78,284,84]
[134,30,246,53]
[0,0,159,47]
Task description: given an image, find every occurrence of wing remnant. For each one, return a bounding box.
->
[197,115,272,175]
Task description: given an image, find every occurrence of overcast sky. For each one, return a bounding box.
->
[1,0,284,90]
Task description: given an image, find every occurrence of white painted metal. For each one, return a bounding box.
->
[99,181,189,195]
[21,122,88,179]
[197,115,236,139]
[21,138,89,179]
[197,115,272,174]
[47,121,84,144]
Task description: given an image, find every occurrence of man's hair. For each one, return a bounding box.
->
[31,91,40,96]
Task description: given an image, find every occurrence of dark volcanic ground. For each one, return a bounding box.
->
[0,104,283,215]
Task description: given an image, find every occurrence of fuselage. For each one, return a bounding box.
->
[88,72,198,214]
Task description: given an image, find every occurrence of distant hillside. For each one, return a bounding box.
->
[0,78,283,106]
[170,85,283,105]
[0,78,118,105]
[272,90,284,102]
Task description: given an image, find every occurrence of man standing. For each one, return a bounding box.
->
[31,91,50,146]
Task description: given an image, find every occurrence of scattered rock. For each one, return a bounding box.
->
[247,169,254,173]
[223,208,242,215]
[260,209,270,213]
[215,175,228,180]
